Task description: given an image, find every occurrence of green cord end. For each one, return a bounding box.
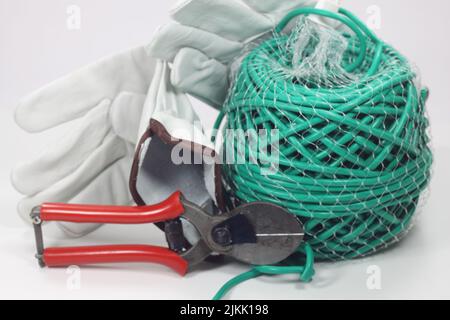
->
[212,244,315,300]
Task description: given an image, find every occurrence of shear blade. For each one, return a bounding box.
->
[228,202,304,266]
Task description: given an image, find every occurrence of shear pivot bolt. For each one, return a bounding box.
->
[212,227,232,247]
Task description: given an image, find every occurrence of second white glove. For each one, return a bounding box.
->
[148,0,317,109]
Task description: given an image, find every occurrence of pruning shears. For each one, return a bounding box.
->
[31,192,304,275]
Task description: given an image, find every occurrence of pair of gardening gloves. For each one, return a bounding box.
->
[12,0,318,237]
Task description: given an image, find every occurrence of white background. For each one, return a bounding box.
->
[0,0,449,299]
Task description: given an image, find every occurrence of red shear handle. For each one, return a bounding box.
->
[40,192,185,224]
[43,245,189,276]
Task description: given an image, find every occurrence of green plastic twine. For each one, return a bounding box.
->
[213,8,432,299]
[213,244,315,300]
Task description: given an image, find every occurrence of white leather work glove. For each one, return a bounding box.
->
[129,60,224,213]
[147,0,317,109]
[12,47,155,237]
[12,47,222,237]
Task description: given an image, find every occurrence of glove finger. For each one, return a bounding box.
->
[138,61,165,137]
[152,61,214,148]
[12,99,112,196]
[146,23,243,64]
[153,61,202,122]
[110,92,147,145]
[139,61,213,147]
[172,48,228,109]
[16,133,128,222]
[55,223,102,238]
[170,0,272,42]
[242,0,317,14]
[15,47,155,133]
[58,156,133,237]
[139,60,199,137]
[244,0,319,25]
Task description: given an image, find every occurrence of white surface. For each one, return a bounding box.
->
[1,0,450,300]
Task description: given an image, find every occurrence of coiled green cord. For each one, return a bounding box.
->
[212,7,432,299]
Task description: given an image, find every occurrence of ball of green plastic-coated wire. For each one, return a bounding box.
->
[216,8,432,262]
